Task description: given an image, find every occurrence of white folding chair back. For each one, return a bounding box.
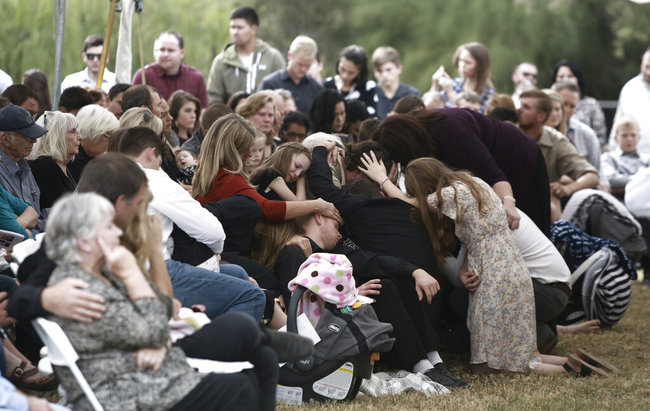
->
[9,233,45,275]
[32,317,104,411]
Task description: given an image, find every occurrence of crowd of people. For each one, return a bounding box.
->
[0,4,648,410]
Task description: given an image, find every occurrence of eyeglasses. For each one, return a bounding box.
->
[522,72,537,78]
[85,53,101,61]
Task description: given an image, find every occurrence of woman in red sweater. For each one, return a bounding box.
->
[193,113,340,223]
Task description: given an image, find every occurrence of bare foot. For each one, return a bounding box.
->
[558,319,601,334]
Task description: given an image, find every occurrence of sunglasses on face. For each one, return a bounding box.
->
[85,53,101,61]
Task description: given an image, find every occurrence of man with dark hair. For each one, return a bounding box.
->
[132,31,208,107]
[120,84,163,118]
[518,89,598,220]
[0,105,47,232]
[61,34,116,92]
[1,85,39,119]
[207,6,285,105]
[278,111,310,143]
[180,103,233,156]
[107,83,130,119]
[118,127,266,320]
[57,86,94,115]
[344,141,392,181]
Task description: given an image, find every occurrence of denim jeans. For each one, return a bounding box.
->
[165,260,265,322]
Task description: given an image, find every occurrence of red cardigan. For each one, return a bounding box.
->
[195,168,287,221]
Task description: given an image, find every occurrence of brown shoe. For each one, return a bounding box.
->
[9,360,59,391]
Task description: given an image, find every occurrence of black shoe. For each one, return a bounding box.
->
[433,362,453,378]
[266,330,314,363]
[424,367,469,390]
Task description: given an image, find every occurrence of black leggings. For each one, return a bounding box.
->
[174,311,278,411]
[370,277,441,370]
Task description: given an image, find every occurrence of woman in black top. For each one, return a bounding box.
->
[323,45,377,116]
[29,111,81,212]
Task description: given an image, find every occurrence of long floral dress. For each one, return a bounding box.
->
[428,177,540,372]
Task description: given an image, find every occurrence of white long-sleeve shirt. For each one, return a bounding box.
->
[140,164,225,260]
[610,74,650,153]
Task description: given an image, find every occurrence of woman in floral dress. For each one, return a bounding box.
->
[359,153,601,376]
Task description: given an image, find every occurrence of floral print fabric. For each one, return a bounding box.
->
[428,178,540,372]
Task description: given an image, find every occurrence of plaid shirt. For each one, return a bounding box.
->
[0,149,45,232]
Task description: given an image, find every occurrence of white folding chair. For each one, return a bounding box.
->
[32,317,104,411]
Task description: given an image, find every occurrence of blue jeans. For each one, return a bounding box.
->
[219,263,249,281]
[165,260,265,322]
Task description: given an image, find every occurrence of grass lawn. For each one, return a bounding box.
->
[278,279,650,410]
[31,279,649,410]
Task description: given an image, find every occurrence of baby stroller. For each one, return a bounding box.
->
[277,284,395,404]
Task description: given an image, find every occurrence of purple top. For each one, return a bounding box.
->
[431,108,539,201]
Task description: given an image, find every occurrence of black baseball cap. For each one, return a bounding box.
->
[0,105,47,139]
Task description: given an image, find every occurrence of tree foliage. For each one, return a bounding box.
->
[1,0,648,101]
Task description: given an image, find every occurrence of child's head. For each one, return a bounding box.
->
[455,91,482,112]
[175,149,197,169]
[422,90,446,110]
[249,133,267,167]
[372,46,402,89]
[614,117,641,154]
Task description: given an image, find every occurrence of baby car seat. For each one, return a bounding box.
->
[277,285,395,404]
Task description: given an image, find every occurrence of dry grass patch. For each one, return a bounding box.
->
[278,280,650,410]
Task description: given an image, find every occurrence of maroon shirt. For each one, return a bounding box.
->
[132,63,208,107]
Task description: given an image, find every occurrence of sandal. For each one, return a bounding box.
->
[576,348,619,374]
[568,354,609,377]
[9,360,59,391]
[562,361,591,377]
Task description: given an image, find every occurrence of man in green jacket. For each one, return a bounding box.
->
[207,7,285,105]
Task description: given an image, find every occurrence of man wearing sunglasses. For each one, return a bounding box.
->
[511,61,538,108]
[61,34,116,93]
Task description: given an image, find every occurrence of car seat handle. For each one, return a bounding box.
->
[287,285,308,333]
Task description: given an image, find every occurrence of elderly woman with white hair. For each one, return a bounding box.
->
[28,111,81,212]
[68,104,119,181]
[46,192,264,410]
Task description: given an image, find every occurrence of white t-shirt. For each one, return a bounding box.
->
[441,208,570,287]
[239,53,254,70]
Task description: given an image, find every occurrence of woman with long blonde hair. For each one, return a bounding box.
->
[250,142,312,201]
[193,113,340,223]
